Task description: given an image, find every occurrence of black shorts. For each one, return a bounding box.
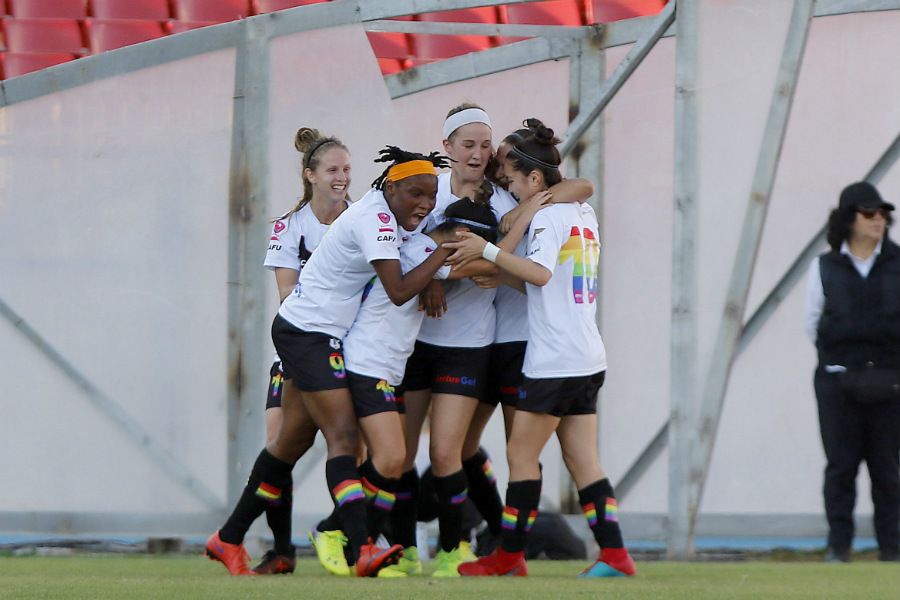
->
[347,371,406,418]
[484,341,527,407]
[518,371,606,417]
[402,340,491,401]
[266,361,284,410]
[272,314,348,392]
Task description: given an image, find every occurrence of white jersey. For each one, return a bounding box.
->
[491,187,529,344]
[523,202,607,378]
[264,201,347,364]
[278,189,401,339]
[344,234,445,384]
[416,172,497,348]
[264,202,345,273]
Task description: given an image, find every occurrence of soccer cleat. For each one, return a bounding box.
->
[432,547,467,578]
[458,540,477,563]
[377,546,423,577]
[579,547,637,578]
[252,549,296,575]
[356,540,404,577]
[458,547,527,576]
[309,529,351,576]
[205,531,254,576]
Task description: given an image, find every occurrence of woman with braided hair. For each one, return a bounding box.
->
[206,145,452,578]
[447,118,636,578]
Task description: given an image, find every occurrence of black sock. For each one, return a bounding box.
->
[500,479,541,553]
[326,455,367,563]
[390,468,419,548]
[578,478,624,549]
[265,478,294,556]
[359,459,400,540]
[220,449,292,545]
[316,509,341,533]
[433,470,468,553]
[462,448,503,536]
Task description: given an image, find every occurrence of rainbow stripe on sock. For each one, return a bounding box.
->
[582,502,598,527]
[525,510,538,532]
[450,488,468,505]
[482,459,497,485]
[255,482,282,504]
[605,498,618,522]
[333,480,364,506]
[374,489,396,512]
[501,506,519,531]
[362,478,378,501]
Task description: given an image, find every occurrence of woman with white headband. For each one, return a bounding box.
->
[395,104,593,577]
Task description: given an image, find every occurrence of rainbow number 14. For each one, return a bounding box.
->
[558,226,600,304]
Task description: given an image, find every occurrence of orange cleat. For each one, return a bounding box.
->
[458,548,527,576]
[355,540,404,577]
[579,547,636,578]
[205,531,254,576]
[252,549,296,575]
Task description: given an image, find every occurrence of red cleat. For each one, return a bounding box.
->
[252,549,296,575]
[458,548,527,576]
[355,540,404,577]
[205,531,254,576]
[579,547,637,578]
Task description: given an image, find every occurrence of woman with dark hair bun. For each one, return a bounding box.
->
[447,118,636,578]
[804,181,900,563]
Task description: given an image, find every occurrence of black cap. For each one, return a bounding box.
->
[838,181,895,212]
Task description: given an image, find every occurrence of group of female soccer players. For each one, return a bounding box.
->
[204,104,636,579]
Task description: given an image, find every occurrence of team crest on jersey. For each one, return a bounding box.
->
[273,220,286,234]
[377,212,391,224]
[329,338,341,350]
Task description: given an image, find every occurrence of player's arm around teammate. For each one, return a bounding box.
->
[448,119,636,579]
[207,147,451,578]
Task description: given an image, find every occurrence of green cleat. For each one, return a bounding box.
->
[378,546,423,577]
[432,547,464,578]
[309,529,350,576]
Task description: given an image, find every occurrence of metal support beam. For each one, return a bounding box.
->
[815,0,900,17]
[365,19,599,39]
[0,298,220,509]
[385,37,578,99]
[668,0,700,561]
[559,0,675,157]
[617,421,668,501]
[688,0,817,528]
[225,17,272,506]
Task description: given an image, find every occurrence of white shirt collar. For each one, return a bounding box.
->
[839,238,883,261]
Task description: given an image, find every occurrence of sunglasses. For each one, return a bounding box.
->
[857,207,890,219]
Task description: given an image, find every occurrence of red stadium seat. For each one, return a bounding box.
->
[0,51,76,78]
[414,8,496,60]
[253,0,328,14]
[591,0,667,23]
[168,21,217,34]
[91,0,172,20]
[503,1,587,26]
[3,18,85,54]
[173,0,251,23]
[366,32,410,60]
[8,0,87,19]
[411,34,492,60]
[377,58,404,76]
[85,19,167,53]
[418,7,499,24]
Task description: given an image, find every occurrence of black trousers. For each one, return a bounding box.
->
[814,368,900,555]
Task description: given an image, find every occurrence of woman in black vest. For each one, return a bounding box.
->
[804,181,900,562]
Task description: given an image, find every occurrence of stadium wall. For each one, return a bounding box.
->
[1,1,899,545]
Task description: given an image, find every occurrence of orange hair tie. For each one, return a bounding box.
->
[386,160,436,182]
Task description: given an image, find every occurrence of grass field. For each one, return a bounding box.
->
[2,556,900,599]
